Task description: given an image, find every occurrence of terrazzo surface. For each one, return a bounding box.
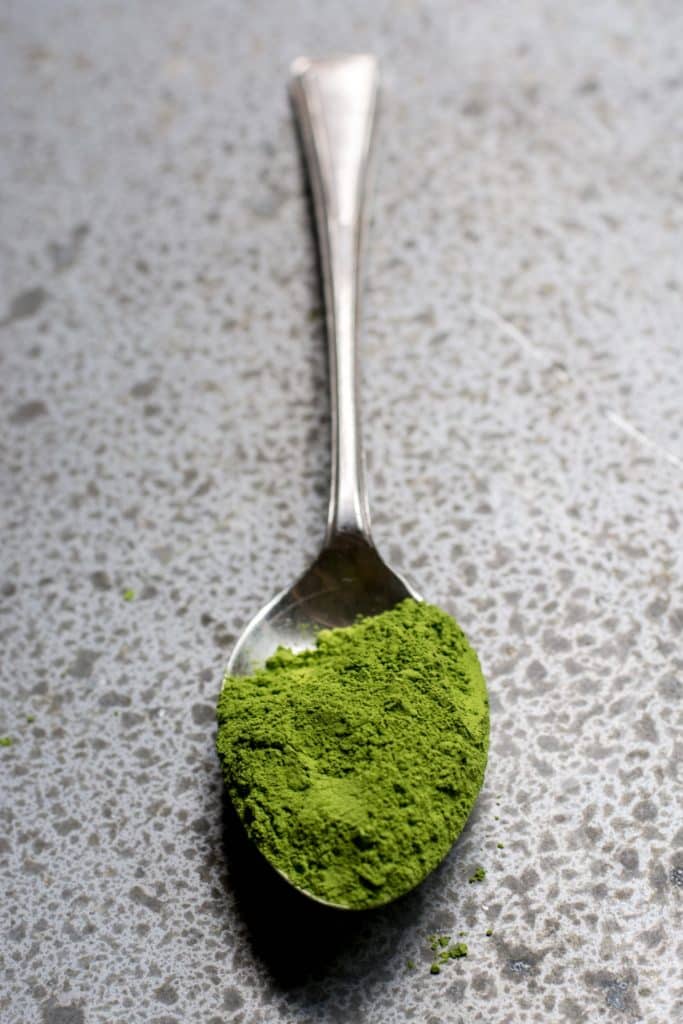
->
[1,2,682,1022]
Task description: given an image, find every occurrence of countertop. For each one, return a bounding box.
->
[2,2,681,1022]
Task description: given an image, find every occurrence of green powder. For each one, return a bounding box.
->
[216,598,489,909]
[428,935,468,973]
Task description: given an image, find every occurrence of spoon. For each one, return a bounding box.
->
[228,54,419,680]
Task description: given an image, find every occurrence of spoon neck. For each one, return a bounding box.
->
[324,224,373,544]
[327,471,372,545]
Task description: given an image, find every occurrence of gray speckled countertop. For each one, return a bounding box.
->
[2,2,682,1022]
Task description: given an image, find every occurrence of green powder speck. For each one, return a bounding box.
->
[497,842,504,848]
[486,928,493,936]
[429,936,468,972]
[469,865,486,883]
[0,737,13,747]
[122,588,136,602]
[26,715,35,723]
[216,599,489,909]
[406,959,415,970]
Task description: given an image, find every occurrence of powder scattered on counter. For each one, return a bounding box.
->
[469,865,486,883]
[216,598,489,909]
[486,927,493,936]
[0,737,13,747]
[497,842,504,849]
[429,936,468,973]
[122,588,136,602]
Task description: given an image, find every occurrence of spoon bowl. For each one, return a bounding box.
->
[228,534,419,677]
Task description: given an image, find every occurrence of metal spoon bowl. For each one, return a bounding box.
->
[228,533,419,677]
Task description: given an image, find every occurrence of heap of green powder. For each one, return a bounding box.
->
[216,598,489,909]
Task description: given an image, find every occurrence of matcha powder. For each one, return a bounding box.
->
[216,598,489,909]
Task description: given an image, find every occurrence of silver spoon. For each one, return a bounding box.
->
[228,54,418,680]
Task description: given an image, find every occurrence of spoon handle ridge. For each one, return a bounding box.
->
[290,55,378,543]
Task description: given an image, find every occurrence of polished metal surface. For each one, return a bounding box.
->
[228,55,418,685]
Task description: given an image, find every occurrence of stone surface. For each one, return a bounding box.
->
[1,2,681,1022]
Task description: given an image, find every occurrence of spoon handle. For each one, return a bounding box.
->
[290,55,378,542]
